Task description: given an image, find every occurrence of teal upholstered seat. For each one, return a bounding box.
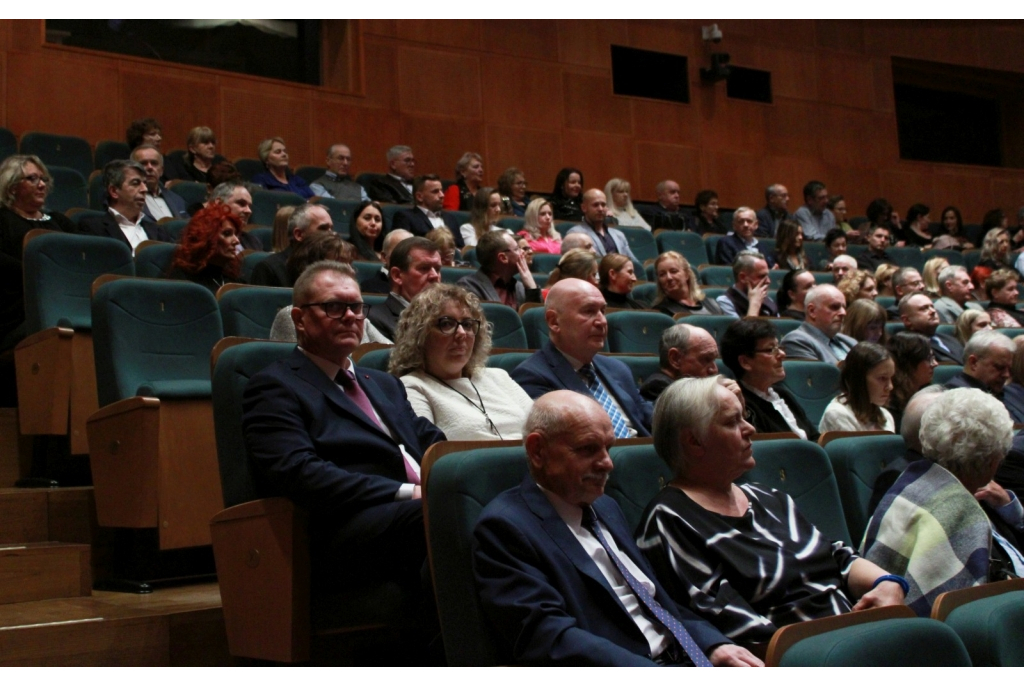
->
[656,230,709,268]
[824,434,906,544]
[485,352,532,374]
[607,354,660,389]
[606,311,674,354]
[698,265,734,286]
[313,197,359,237]
[441,266,475,284]
[0,127,16,164]
[134,242,177,278]
[218,284,293,339]
[233,158,263,181]
[531,252,560,275]
[481,303,528,349]
[682,314,738,344]
[20,131,93,179]
[249,189,306,226]
[93,140,130,170]
[240,251,271,282]
[166,180,207,209]
[46,166,88,213]
[618,226,657,262]
[777,617,970,666]
[931,364,963,385]
[940,586,1024,666]
[605,444,672,533]
[779,361,840,427]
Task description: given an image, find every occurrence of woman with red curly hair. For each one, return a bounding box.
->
[167,203,243,294]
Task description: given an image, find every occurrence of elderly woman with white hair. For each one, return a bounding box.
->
[638,375,906,648]
[862,387,1024,616]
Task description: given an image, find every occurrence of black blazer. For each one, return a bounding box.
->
[366,292,405,342]
[141,186,190,222]
[249,245,292,288]
[366,174,414,205]
[740,383,820,442]
[391,207,463,243]
[77,212,171,249]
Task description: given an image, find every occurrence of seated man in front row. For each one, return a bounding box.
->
[241,261,446,598]
[472,391,762,666]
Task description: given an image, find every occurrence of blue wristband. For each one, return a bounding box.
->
[872,574,909,595]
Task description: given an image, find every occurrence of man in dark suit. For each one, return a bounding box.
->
[754,183,794,238]
[639,179,691,232]
[511,279,654,436]
[249,204,334,288]
[391,174,460,239]
[899,293,964,363]
[943,330,1014,397]
[77,160,171,252]
[360,229,412,294]
[242,261,445,593]
[472,390,762,666]
[367,236,442,341]
[366,145,416,204]
[714,207,776,267]
[131,144,190,222]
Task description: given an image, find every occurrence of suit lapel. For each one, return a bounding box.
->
[542,342,589,394]
[288,350,391,439]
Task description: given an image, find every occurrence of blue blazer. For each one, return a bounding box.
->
[511,341,653,436]
[241,348,446,541]
[472,474,730,665]
[715,233,776,268]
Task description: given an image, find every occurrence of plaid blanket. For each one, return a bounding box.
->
[860,459,991,616]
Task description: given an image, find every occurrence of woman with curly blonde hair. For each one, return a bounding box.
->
[837,269,878,306]
[388,284,532,440]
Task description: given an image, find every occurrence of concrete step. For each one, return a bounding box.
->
[0,542,91,605]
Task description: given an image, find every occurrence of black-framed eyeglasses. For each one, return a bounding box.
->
[752,343,782,356]
[435,317,481,335]
[301,301,369,319]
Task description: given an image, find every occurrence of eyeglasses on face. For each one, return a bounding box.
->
[435,317,481,335]
[21,174,49,186]
[752,343,783,356]
[301,301,368,319]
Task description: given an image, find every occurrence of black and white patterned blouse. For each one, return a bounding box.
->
[637,483,858,644]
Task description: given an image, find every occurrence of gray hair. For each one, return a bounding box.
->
[805,284,841,310]
[209,180,249,204]
[658,324,693,369]
[964,330,1015,360]
[653,375,730,479]
[732,250,766,279]
[292,260,356,308]
[561,233,593,253]
[257,137,286,164]
[900,385,945,451]
[732,206,755,225]
[833,255,857,269]
[102,159,147,200]
[287,203,325,238]
[920,387,1014,484]
[937,264,967,290]
[130,144,163,164]
[386,145,412,163]
[0,155,52,209]
[327,143,351,156]
[891,267,920,292]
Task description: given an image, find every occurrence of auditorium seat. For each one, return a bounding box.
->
[239,251,271,283]
[779,361,840,427]
[134,241,176,278]
[931,363,963,385]
[88,170,106,210]
[380,203,408,233]
[93,140,130,170]
[160,218,189,242]
[887,246,926,271]
[618,226,657,262]
[441,266,475,284]
[606,311,674,354]
[802,242,828,269]
[531,252,559,275]
[520,305,549,350]
[931,578,1024,666]
[655,230,709,268]
[20,131,93,179]
[46,166,88,214]
[823,433,906,543]
[679,314,738,344]
[766,317,801,338]
[606,354,659,388]
[698,265,734,286]
[295,166,325,185]
[217,283,293,339]
[233,158,263,181]
[929,248,964,267]
[497,217,525,232]
[249,189,306,226]
[481,303,528,349]
[0,126,16,164]
[244,226,273,252]
[485,351,532,374]
[165,180,207,210]
[312,197,358,237]
[353,344,392,372]
[632,282,657,307]
[703,234,722,263]
[884,322,905,338]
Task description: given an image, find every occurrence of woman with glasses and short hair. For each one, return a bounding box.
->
[388,283,533,440]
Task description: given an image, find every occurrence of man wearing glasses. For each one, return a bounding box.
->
[242,261,446,632]
[457,230,541,309]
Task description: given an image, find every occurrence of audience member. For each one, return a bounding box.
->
[361,229,412,294]
[899,293,964,363]
[715,207,775,267]
[545,248,599,290]
[368,236,442,341]
[518,198,562,254]
[460,187,506,248]
[842,299,888,344]
[886,332,937,431]
[444,152,485,211]
[857,224,895,272]
[497,167,529,217]
[819,342,896,433]
[389,283,532,439]
[754,183,794,238]
[251,137,314,199]
[604,178,650,230]
[943,330,1014,397]
[837,269,878,306]
[310,144,370,201]
[780,284,855,363]
[348,201,385,262]
[163,126,226,184]
[693,189,728,234]
[721,318,819,440]
[777,268,815,321]
[954,308,993,346]
[392,175,458,239]
[921,257,948,298]
[932,206,973,250]
[472,390,759,666]
[716,251,778,318]
[793,180,835,241]
[250,203,333,288]
[889,267,925,316]
[934,265,981,323]
[862,387,1022,616]
[207,180,254,231]
[598,253,643,310]
[271,205,296,253]
[511,279,653,436]
[366,145,416,204]
[639,376,904,646]
[831,254,857,284]
[900,203,934,248]
[829,194,856,239]
[985,268,1024,328]
[560,232,595,254]
[166,203,243,294]
[773,218,807,270]
[425,227,463,267]
[639,323,721,401]
[549,167,584,221]
[567,189,638,260]
[125,117,162,151]
[651,251,723,316]
[641,179,689,231]
[874,263,899,298]
[1001,337,1024,423]
[457,230,540,308]
[972,228,1012,290]
[131,145,189,221]
[78,159,171,253]
[820,228,849,271]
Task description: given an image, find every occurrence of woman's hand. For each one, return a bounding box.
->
[975,480,1012,508]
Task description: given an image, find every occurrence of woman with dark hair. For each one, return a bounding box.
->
[776,268,815,321]
[842,299,888,345]
[886,332,937,431]
[932,206,973,250]
[774,218,807,270]
[865,198,893,239]
[497,167,529,217]
[819,227,848,271]
[982,208,1009,233]
[598,253,643,309]
[819,342,896,433]
[348,200,385,262]
[984,268,1024,328]
[443,152,485,211]
[549,167,584,221]
[125,118,162,151]
[652,251,723,316]
[251,137,314,199]
[164,126,227,184]
[693,189,728,234]
[167,203,244,294]
[459,187,505,248]
[829,194,856,238]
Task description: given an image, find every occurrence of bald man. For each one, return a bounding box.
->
[565,189,638,260]
[511,279,653,436]
[780,284,856,363]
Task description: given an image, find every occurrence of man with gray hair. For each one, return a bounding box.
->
[366,145,415,204]
[715,207,775,267]
[561,232,595,254]
[361,229,412,294]
[130,144,189,222]
[754,183,794,238]
[831,254,858,284]
[250,203,334,288]
[310,144,370,201]
[781,284,855,363]
[934,265,982,323]
[885,267,925,319]
[639,324,721,401]
[77,159,171,253]
[944,330,1014,396]
[716,251,778,318]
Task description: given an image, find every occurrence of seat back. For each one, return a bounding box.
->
[93,140,130,170]
[767,317,802,337]
[218,285,294,339]
[380,204,409,233]
[605,354,660,389]
[888,246,926,270]
[937,580,1024,666]
[167,180,208,209]
[780,360,841,427]
[531,252,560,275]
[356,347,392,372]
[931,363,963,385]
[485,352,532,374]
[521,306,549,349]
[295,166,325,185]
[20,132,93,178]
[606,311,675,354]
[134,242,177,278]
[703,234,722,263]
[250,189,306,226]
[824,434,906,544]
[496,217,525,232]
[738,438,851,545]
[233,158,263,181]
[244,226,273,252]
[88,170,107,210]
[632,282,657,307]
[481,303,528,349]
[618,226,657,262]
[655,230,708,268]
[441,266,475,285]
[425,445,528,665]
[682,314,738,344]
[91,278,223,407]
[212,340,295,508]
[698,265,734,286]
[22,232,134,335]
[46,166,88,213]
[0,127,16,164]
[605,443,672,533]
[240,251,272,282]
[315,197,360,237]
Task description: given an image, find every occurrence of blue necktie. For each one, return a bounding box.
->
[579,364,631,439]
[581,505,713,667]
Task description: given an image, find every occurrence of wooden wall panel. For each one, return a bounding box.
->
[634,143,702,202]
[396,20,482,51]
[121,72,222,151]
[362,20,396,38]
[310,102,401,176]
[762,157,831,204]
[397,47,481,119]
[9,20,42,52]
[480,20,559,61]
[825,166,883,220]
[763,47,819,102]
[563,73,631,135]
[560,130,635,192]
[978,25,1024,74]
[726,20,816,50]
[872,58,895,112]
[219,89,311,163]
[880,167,936,217]
[362,40,399,111]
[400,115,484,180]
[480,55,563,131]
[865,22,981,67]
[932,169,995,223]
[631,99,700,148]
[819,105,898,169]
[991,177,1024,217]
[703,151,765,208]
[765,99,821,158]
[556,20,628,69]
[815,20,866,54]
[817,52,877,109]
[698,95,768,156]
[625,20,696,56]
[485,125,563,194]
